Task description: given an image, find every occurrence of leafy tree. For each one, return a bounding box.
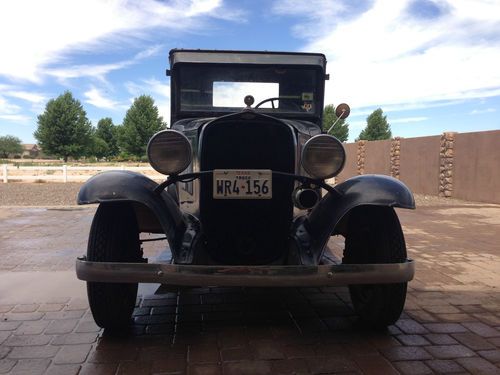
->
[89,136,109,160]
[95,117,119,157]
[358,108,392,141]
[119,95,166,157]
[322,104,349,142]
[0,135,23,158]
[34,91,93,162]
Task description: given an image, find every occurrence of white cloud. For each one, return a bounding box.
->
[0,96,22,115]
[45,45,164,84]
[0,114,31,122]
[0,0,242,82]
[0,95,31,123]
[84,87,123,110]
[133,45,163,60]
[390,116,428,124]
[0,87,47,123]
[124,78,171,123]
[274,0,500,111]
[4,91,47,104]
[469,108,496,115]
[46,62,132,83]
[272,0,349,38]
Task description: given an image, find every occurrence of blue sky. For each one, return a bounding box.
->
[0,0,499,143]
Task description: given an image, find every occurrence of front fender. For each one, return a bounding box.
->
[295,174,414,264]
[78,171,186,258]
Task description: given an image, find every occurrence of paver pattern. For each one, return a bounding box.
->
[0,201,499,374]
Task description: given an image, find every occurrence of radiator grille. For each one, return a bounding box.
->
[199,114,295,264]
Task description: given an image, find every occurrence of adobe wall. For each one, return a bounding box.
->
[336,142,357,182]
[364,139,391,175]
[399,135,441,196]
[335,130,500,203]
[453,130,500,203]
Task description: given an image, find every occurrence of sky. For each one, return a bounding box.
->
[0,0,499,143]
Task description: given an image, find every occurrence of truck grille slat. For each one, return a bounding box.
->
[199,114,295,264]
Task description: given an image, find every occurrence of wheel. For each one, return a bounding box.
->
[87,203,142,329]
[343,206,407,328]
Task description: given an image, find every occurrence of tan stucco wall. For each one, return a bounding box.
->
[336,142,357,182]
[364,139,391,176]
[399,135,441,196]
[453,130,500,203]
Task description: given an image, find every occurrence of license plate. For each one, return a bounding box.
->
[213,170,272,199]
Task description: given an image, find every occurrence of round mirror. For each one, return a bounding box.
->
[335,103,351,119]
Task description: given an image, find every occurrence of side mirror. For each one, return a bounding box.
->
[335,103,350,119]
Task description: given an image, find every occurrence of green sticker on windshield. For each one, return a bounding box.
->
[302,92,314,101]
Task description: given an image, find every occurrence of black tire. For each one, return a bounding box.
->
[343,206,407,328]
[87,203,141,329]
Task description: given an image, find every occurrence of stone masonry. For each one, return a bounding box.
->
[356,140,367,175]
[439,132,456,197]
[390,137,401,179]
[354,133,457,198]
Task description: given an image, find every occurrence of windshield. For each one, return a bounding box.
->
[177,65,320,116]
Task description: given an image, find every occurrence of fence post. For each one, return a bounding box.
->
[63,165,68,183]
[2,164,7,183]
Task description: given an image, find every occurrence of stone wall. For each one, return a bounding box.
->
[439,132,456,197]
[337,130,500,203]
[356,140,366,175]
[390,137,401,179]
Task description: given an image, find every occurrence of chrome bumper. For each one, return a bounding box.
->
[75,258,414,287]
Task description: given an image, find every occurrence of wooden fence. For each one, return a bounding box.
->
[1,165,164,183]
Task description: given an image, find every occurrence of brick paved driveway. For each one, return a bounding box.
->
[0,202,499,374]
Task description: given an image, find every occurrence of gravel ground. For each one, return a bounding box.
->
[0,182,83,206]
[1,182,496,207]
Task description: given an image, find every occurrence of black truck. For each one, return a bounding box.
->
[76,49,415,329]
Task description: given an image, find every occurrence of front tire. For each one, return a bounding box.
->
[343,206,408,328]
[87,203,141,329]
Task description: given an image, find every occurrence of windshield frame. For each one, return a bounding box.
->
[170,62,326,126]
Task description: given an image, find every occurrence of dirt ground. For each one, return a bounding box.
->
[0,183,83,206]
[0,182,489,208]
[0,188,499,374]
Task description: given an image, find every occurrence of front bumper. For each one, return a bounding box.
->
[75,258,415,287]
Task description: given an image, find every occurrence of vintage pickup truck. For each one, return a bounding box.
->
[76,49,415,329]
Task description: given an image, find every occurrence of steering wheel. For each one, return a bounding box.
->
[254,97,303,110]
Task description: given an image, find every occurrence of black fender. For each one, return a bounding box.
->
[293,174,415,265]
[78,171,188,261]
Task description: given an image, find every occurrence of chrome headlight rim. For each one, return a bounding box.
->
[147,129,192,175]
[301,134,346,180]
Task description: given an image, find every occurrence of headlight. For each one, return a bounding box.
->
[147,130,192,175]
[301,134,345,179]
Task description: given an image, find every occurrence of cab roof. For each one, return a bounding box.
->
[169,49,327,71]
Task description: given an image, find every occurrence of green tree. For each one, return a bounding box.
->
[34,91,93,162]
[0,135,23,158]
[119,95,166,157]
[358,108,392,141]
[95,117,119,157]
[89,136,109,159]
[322,104,349,142]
